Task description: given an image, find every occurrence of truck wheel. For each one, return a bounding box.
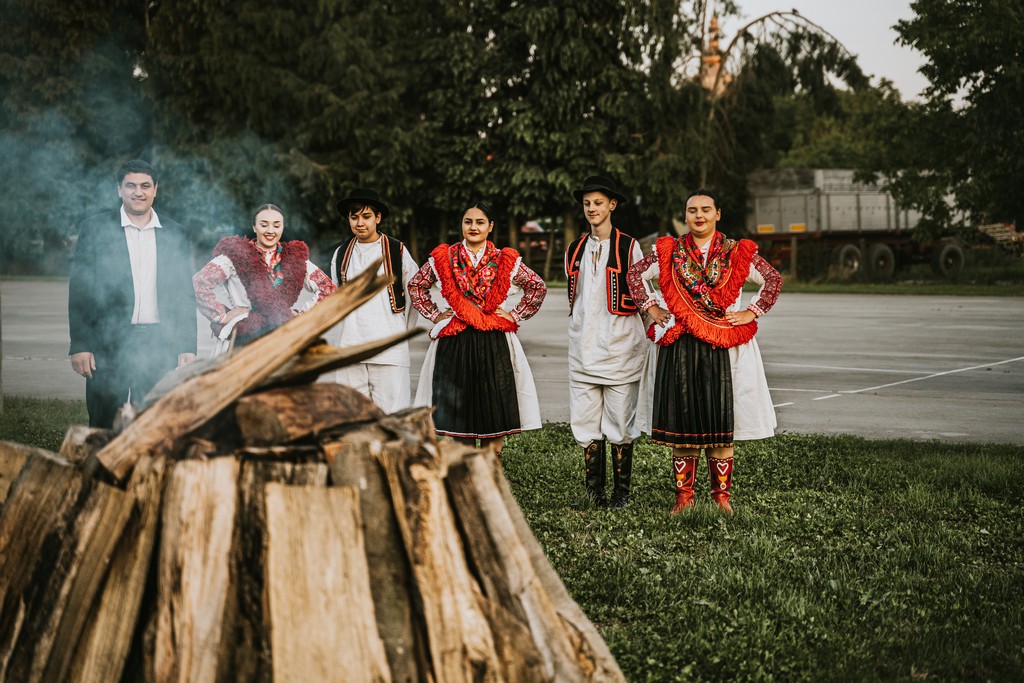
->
[930,242,964,278]
[831,243,863,280]
[866,243,896,281]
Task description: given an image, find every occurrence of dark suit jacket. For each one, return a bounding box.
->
[68,209,198,357]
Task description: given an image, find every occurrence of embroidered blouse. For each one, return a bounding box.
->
[626,235,782,318]
[193,239,335,324]
[408,240,546,324]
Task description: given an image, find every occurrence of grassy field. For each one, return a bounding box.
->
[2,397,1022,681]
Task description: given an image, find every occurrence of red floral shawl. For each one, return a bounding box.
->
[431,242,519,338]
[213,235,309,343]
[653,233,759,349]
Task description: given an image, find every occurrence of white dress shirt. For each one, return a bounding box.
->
[121,206,162,324]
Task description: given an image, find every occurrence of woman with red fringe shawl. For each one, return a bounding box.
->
[408,201,547,460]
[193,203,335,353]
[627,189,782,515]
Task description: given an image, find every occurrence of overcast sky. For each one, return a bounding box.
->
[718,0,929,99]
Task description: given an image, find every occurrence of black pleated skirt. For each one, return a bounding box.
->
[432,328,522,439]
[652,334,734,448]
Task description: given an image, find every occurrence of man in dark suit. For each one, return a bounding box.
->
[68,159,197,428]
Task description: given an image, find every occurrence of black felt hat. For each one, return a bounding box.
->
[572,175,627,204]
[336,188,390,220]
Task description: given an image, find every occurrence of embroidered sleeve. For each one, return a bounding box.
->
[627,249,660,312]
[746,254,782,317]
[193,258,232,321]
[408,259,442,322]
[509,263,546,322]
[303,261,337,307]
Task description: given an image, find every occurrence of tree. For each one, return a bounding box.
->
[0,0,152,269]
[863,0,1024,234]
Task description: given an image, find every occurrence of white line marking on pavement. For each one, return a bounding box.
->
[812,394,843,401]
[765,362,927,375]
[773,402,794,408]
[841,356,1024,394]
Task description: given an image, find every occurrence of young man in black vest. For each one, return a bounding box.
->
[322,188,419,412]
[565,175,651,507]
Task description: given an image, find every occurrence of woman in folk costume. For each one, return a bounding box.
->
[627,189,782,515]
[408,201,547,459]
[193,203,335,353]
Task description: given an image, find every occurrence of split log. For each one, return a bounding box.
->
[263,329,422,388]
[264,483,391,682]
[0,454,134,683]
[376,431,502,681]
[67,455,168,683]
[153,457,240,683]
[235,384,382,447]
[92,263,395,482]
[446,453,586,681]
[0,440,63,506]
[229,459,329,682]
[493,462,626,682]
[325,425,427,682]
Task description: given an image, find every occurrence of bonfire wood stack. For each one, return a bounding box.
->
[0,264,624,683]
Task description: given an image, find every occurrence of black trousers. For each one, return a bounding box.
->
[85,325,178,429]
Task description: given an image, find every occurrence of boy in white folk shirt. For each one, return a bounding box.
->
[322,188,419,413]
[565,175,652,507]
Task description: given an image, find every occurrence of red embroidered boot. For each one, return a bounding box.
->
[670,456,699,514]
[708,456,734,515]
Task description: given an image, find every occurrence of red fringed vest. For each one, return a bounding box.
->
[653,233,759,349]
[430,242,520,338]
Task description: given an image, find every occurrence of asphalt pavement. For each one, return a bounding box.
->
[3,279,1022,445]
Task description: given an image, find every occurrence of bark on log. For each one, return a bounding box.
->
[236,384,383,447]
[446,452,580,681]
[0,454,133,683]
[229,459,328,683]
[67,455,168,683]
[493,459,627,682]
[0,440,62,506]
[92,264,394,481]
[376,433,502,681]
[264,483,391,683]
[153,457,240,683]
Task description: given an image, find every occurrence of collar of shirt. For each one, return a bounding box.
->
[120,205,163,231]
[461,239,487,267]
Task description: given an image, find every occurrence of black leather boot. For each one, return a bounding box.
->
[573,440,607,507]
[609,442,634,508]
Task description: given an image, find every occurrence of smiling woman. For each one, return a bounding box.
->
[192,203,336,353]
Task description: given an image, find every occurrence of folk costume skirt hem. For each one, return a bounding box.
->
[414,328,542,438]
[651,333,735,449]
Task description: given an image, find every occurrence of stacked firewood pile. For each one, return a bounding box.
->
[0,265,624,682]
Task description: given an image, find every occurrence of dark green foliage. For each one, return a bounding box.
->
[862,0,1024,236]
[1,0,896,270]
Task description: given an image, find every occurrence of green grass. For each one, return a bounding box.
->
[0,396,88,451]
[3,398,1022,681]
[503,427,1024,682]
